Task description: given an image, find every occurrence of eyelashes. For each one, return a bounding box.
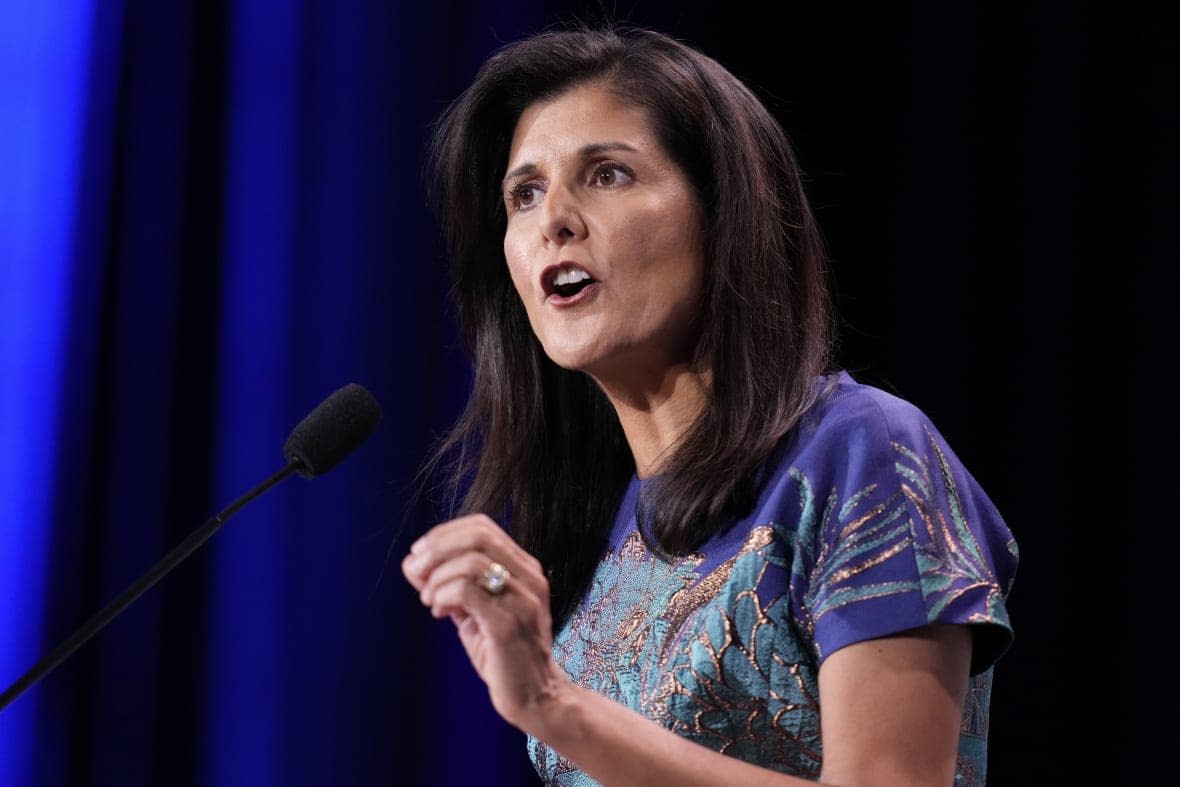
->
[590,162,630,187]
[505,180,539,210]
[503,161,635,212]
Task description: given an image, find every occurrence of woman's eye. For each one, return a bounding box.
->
[507,182,542,210]
[593,163,632,187]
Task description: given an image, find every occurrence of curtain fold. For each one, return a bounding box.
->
[1,2,109,784]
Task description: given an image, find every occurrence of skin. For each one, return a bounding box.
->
[404,83,973,786]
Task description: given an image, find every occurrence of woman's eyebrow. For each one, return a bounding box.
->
[578,141,637,157]
[502,142,639,189]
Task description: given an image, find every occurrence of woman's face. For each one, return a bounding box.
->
[502,82,706,386]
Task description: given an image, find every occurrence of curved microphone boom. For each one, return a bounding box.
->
[0,383,382,713]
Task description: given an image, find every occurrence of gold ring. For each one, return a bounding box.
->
[480,561,511,595]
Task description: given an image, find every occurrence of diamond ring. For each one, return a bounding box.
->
[480,561,511,595]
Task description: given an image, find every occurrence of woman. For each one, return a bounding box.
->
[402,25,1017,786]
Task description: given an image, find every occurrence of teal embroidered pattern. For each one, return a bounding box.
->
[527,373,1017,786]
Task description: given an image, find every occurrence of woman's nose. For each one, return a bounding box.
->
[540,183,587,243]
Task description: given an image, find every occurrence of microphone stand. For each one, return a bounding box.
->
[0,462,299,712]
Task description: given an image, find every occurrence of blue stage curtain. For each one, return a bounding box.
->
[1,2,542,785]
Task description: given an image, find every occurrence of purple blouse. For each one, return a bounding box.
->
[529,371,1019,785]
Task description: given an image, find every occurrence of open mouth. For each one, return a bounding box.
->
[543,265,598,299]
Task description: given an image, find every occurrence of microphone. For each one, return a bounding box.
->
[0,383,382,713]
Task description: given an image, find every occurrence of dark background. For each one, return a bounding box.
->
[1,1,1175,784]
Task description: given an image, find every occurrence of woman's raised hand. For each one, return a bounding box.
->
[401,514,573,735]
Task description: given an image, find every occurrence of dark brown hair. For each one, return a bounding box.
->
[425,25,835,623]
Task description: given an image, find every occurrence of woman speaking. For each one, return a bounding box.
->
[402,25,1018,787]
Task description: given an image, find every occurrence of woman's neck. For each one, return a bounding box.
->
[593,363,711,479]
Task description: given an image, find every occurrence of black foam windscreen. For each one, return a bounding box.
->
[282,383,382,478]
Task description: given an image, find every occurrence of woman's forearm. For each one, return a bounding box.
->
[533,682,823,787]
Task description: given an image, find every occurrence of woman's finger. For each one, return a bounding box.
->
[403,514,545,594]
[419,550,531,607]
[427,563,519,622]
[427,565,550,649]
[415,514,540,570]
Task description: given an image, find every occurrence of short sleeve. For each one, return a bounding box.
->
[787,385,1019,675]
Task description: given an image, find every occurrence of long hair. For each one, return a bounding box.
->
[424,25,835,624]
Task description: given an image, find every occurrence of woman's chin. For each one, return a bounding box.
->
[545,352,601,375]
[538,340,606,374]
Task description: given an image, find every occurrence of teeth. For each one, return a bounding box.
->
[554,267,592,287]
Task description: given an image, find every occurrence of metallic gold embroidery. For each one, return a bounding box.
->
[827,536,911,584]
[661,527,774,657]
